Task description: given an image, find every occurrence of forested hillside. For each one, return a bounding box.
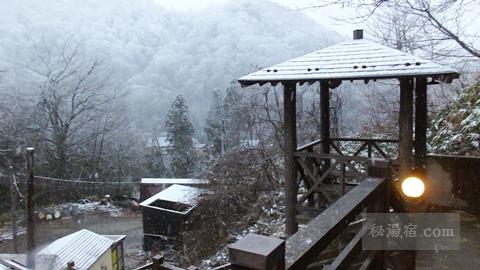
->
[0,0,342,207]
[0,0,341,131]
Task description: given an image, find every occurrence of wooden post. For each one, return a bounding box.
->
[397,80,417,269]
[9,166,18,253]
[306,147,315,207]
[414,77,428,177]
[398,79,414,181]
[152,255,164,270]
[367,159,392,270]
[26,147,35,268]
[229,233,285,270]
[320,80,331,190]
[283,82,298,235]
[320,81,330,156]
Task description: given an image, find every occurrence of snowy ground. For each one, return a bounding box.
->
[0,203,146,269]
[39,200,126,219]
[416,211,480,270]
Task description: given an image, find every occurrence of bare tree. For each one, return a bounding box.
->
[308,0,480,60]
[19,41,114,178]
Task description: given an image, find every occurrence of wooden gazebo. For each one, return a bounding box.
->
[238,30,459,235]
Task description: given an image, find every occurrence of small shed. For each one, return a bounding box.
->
[140,184,205,251]
[35,229,125,270]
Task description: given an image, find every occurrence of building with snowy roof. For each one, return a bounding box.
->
[140,184,205,251]
[35,229,125,270]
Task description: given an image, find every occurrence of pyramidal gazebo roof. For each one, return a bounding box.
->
[238,36,459,86]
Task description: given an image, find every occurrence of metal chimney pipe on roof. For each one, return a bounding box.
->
[353,29,363,40]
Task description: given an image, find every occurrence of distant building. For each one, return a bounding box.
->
[145,135,205,151]
[240,139,260,148]
[36,229,125,270]
[140,184,205,251]
[140,178,209,201]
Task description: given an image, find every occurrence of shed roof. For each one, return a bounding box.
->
[141,178,208,185]
[36,229,124,270]
[238,39,459,85]
[140,184,205,210]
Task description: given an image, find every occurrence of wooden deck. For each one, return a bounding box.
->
[416,211,480,270]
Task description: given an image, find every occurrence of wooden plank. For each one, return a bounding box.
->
[285,177,386,270]
[295,152,367,182]
[352,142,368,157]
[371,142,390,159]
[414,77,427,175]
[329,141,345,155]
[324,221,372,270]
[296,157,334,203]
[295,157,320,207]
[212,264,232,270]
[295,152,368,163]
[358,251,376,270]
[297,139,322,151]
[398,78,414,181]
[320,80,331,158]
[26,148,35,268]
[332,138,398,143]
[284,82,298,235]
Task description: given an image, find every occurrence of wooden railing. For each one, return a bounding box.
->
[295,152,368,205]
[286,176,387,269]
[224,160,403,270]
[297,138,399,160]
[295,138,398,211]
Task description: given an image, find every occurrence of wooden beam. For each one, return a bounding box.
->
[285,177,386,270]
[414,77,428,176]
[26,148,35,269]
[320,81,330,155]
[398,79,414,181]
[323,221,372,270]
[284,82,298,235]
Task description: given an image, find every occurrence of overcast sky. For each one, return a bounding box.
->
[153,0,363,36]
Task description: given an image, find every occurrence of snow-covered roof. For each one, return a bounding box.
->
[238,39,459,85]
[141,178,209,185]
[36,229,124,270]
[155,136,170,148]
[0,254,28,270]
[140,184,205,213]
[146,136,205,149]
[240,139,260,147]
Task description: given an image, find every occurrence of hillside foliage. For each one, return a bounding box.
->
[430,81,480,156]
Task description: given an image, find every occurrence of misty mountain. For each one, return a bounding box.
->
[0,0,343,132]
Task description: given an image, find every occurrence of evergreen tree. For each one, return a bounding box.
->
[166,95,196,177]
[430,81,480,156]
[222,83,246,149]
[204,90,224,155]
[145,144,168,177]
